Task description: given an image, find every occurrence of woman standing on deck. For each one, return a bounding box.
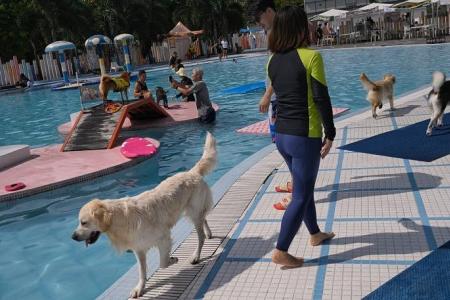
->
[267,6,335,268]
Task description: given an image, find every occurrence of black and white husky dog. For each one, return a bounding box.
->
[425,71,450,135]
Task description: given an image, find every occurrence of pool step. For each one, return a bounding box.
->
[0,145,31,170]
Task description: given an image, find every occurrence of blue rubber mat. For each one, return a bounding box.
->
[220,81,265,94]
[364,240,450,299]
[339,113,450,162]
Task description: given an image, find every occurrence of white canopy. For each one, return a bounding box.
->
[45,41,76,53]
[357,3,393,11]
[319,9,348,18]
[393,0,430,8]
[114,33,134,43]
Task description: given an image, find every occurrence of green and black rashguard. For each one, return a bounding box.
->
[268,48,336,141]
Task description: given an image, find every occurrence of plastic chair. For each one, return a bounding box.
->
[110,61,124,73]
[403,25,411,39]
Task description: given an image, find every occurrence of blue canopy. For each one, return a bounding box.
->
[85,35,112,48]
[45,41,76,53]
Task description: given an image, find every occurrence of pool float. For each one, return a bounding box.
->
[120,137,157,158]
[5,182,26,192]
[105,103,122,114]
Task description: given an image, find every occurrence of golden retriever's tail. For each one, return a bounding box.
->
[101,75,113,83]
[99,75,113,99]
[191,132,216,176]
[360,73,377,91]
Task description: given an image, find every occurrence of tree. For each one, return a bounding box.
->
[0,0,247,61]
[275,0,304,7]
[172,0,245,40]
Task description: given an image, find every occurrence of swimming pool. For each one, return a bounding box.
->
[1,44,450,300]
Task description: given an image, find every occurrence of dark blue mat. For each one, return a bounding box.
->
[339,113,450,162]
[220,81,265,95]
[364,240,450,299]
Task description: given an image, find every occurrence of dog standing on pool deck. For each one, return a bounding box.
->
[425,71,450,135]
[360,73,396,119]
[98,71,131,101]
[72,133,216,298]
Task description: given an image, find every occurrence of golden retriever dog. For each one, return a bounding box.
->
[98,71,131,100]
[360,73,396,119]
[72,133,216,298]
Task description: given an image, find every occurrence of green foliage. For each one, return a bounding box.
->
[275,0,304,6]
[0,0,246,61]
[171,0,245,40]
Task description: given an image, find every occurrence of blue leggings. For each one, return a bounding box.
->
[275,133,322,251]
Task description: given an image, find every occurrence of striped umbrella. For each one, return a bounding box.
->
[114,34,135,71]
[85,35,112,49]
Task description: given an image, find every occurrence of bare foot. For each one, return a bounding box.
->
[310,231,335,246]
[272,249,304,268]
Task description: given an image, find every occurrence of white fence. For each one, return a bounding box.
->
[151,42,170,63]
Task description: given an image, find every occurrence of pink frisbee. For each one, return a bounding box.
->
[120,137,157,158]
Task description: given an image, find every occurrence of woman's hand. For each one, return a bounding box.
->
[320,138,333,159]
[259,95,270,113]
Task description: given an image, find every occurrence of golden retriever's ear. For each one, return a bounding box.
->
[90,200,112,232]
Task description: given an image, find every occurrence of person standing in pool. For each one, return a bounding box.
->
[249,0,277,141]
[267,6,335,268]
[170,68,216,124]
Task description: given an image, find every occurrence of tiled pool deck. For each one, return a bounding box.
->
[101,86,450,299]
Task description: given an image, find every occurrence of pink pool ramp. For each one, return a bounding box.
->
[0,138,160,201]
[237,107,349,135]
[58,101,220,136]
[61,99,168,152]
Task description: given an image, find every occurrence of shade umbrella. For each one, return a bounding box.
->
[45,41,76,83]
[114,34,135,72]
[85,35,112,75]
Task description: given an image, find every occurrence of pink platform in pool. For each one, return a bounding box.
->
[58,102,220,135]
[236,107,349,135]
[0,138,160,201]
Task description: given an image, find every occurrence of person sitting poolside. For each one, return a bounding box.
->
[170,68,216,124]
[133,70,153,100]
[16,73,31,88]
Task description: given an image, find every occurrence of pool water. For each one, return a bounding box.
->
[0,44,450,300]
